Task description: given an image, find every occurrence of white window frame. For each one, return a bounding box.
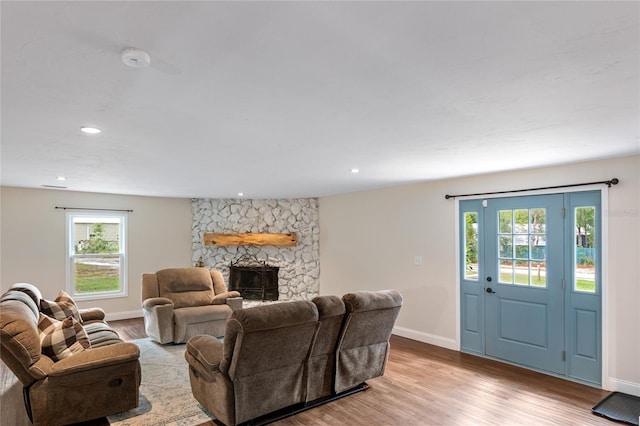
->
[66,211,128,300]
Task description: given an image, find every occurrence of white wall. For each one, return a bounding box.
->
[319,155,640,394]
[0,187,192,317]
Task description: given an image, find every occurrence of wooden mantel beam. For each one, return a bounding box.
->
[204,232,297,247]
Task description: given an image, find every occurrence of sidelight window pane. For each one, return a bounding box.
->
[574,206,596,293]
[464,212,479,281]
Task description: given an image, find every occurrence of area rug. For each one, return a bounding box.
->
[592,392,640,425]
[107,338,214,426]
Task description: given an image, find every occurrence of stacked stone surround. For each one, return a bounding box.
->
[192,198,320,301]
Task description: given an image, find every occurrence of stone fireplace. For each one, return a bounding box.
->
[192,198,320,301]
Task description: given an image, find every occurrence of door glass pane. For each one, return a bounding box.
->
[514,260,529,286]
[531,260,547,287]
[530,208,545,234]
[499,210,512,233]
[531,235,546,260]
[497,208,547,288]
[499,259,514,284]
[499,235,513,258]
[515,234,529,260]
[514,209,529,234]
[575,206,596,292]
[464,212,479,281]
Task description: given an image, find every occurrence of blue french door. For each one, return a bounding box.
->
[460,192,601,385]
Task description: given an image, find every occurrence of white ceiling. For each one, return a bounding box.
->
[2,1,638,199]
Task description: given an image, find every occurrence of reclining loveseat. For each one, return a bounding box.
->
[185,289,402,425]
[0,283,141,426]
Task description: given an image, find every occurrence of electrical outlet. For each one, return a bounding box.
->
[414,255,423,265]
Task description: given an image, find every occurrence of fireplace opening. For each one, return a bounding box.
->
[229,255,279,301]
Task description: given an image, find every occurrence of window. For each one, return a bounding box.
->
[464,211,479,281]
[574,206,596,293]
[67,212,127,299]
[497,208,547,287]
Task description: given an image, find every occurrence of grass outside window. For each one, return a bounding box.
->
[74,262,120,293]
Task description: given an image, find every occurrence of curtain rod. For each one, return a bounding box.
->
[55,206,133,212]
[444,178,619,200]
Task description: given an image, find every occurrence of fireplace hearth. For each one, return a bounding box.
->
[229,255,279,301]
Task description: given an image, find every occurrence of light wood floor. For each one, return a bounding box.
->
[2,318,612,425]
[108,318,611,425]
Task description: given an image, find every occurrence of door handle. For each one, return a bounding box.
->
[486,287,495,294]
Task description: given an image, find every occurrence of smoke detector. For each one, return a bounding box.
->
[121,48,151,68]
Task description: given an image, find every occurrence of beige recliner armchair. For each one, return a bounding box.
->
[141,267,242,344]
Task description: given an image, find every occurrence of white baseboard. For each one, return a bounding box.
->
[105,309,143,321]
[392,326,459,351]
[606,377,640,397]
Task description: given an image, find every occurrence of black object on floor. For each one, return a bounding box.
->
[592,392,640,425]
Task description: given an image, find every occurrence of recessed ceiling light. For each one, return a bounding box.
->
[238,192,244,197]
[350,168,360,174]
[80,126,101,134]
[56,176,66,181]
